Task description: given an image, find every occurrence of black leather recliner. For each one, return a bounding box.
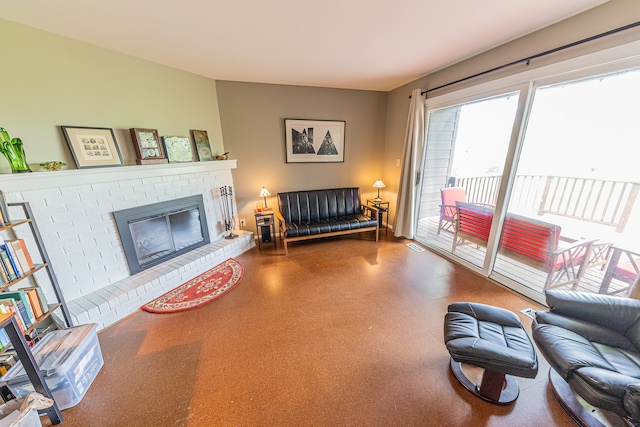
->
[532,290,640,424]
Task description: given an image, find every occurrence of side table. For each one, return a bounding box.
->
[254,210,276,250]
[366,199,389,233]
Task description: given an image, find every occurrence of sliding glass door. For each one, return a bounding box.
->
[414,54,640,301]
[415,92,518,269]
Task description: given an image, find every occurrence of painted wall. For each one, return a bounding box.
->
[215,81,388,233]
[0,19,225,175]
[382,0,640,226]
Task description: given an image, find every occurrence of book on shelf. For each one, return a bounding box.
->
[18,287,44,318]
[0,329,9,351]
[16,240,34,270]
[2,291,36,325]
[19,286,48,315]
[0,298,32,330]
[0,191,9,227]
[0,255,8,284]
[0,248,16,281]
[0,243,22,278]
[8,240,34,273]
[0,299,26,332]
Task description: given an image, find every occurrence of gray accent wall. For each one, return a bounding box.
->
[215,81,388,233]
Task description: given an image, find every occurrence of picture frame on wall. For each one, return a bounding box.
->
[129,128,169,165]
[162,136,194,163]
[61,126,124,169]
[284,119,345,163]
[191,130,214,161]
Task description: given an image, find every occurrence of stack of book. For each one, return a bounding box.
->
[0,238,35,284]
[0,288,49,334]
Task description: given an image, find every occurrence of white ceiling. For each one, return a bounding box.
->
[3,0,608,91]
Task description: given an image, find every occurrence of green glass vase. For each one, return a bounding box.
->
[2,139,32,173]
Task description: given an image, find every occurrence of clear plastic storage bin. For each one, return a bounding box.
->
[0,324,103,410]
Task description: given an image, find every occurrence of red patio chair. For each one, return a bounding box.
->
[438,187,466,234]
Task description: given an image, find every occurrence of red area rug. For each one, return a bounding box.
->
[141,258,244,313]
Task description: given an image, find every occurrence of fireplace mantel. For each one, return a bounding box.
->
[0,160,237,192]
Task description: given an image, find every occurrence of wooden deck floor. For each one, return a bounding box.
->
[416,217,632,296]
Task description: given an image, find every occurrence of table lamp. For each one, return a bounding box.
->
[260,187,271,209]
[373,180,385,202]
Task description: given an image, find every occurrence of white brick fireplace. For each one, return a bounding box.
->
[0,161,254,330]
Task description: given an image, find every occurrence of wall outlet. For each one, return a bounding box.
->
[239,218,246,228]
[396,158,401,167]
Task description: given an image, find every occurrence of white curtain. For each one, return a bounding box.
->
[394,88,426,239]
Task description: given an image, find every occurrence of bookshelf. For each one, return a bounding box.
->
[0,312,62,424]
[0,202,72,340]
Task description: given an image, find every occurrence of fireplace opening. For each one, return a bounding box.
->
[113,195,210,274]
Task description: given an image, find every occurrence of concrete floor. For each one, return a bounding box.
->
[45,232,586,426]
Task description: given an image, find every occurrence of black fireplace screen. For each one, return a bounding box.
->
[113,195,210,274]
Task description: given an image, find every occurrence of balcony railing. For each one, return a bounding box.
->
[452,175,640,233]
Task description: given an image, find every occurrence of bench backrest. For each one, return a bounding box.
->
[500,213,561,270]
[278,188,363,224]
[455,201,561,270]
[455,202,493,247]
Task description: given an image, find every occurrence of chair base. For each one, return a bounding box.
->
[449,358,519,405]
[548,368,636,427]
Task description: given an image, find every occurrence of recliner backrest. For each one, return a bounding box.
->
[545,290,640,350]
[278,188,363,224]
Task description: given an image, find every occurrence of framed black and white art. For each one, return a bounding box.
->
[61,126,124,169]
[284,119,345,163]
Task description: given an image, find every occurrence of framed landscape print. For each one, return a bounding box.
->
[284,119,345,163]
[130,128,168,165]
[191,130,214,161]
[162,136,194,163]
[61,126,124,169]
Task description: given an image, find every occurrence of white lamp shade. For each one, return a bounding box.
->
[372,180,385,188]
[259,187,271,197]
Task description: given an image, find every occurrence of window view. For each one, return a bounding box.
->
[493,68,640,296]
[415,92,518,268]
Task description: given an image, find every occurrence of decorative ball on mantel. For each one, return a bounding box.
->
[40,161,66,172]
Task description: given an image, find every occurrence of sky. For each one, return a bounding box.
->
[449,67,640,183]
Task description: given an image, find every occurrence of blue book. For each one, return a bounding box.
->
[0,244,22,278]
[0,249,16,281]
[12,300,32,329]
[0,329,9,349]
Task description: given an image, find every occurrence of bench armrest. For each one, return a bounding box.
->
[362,204,379,220]
[552,238,596,257]
[276,211,287,233]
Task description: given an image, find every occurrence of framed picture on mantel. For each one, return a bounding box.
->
[284,119,345,163]
[130,128,169,165]
[61,126,124,169]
